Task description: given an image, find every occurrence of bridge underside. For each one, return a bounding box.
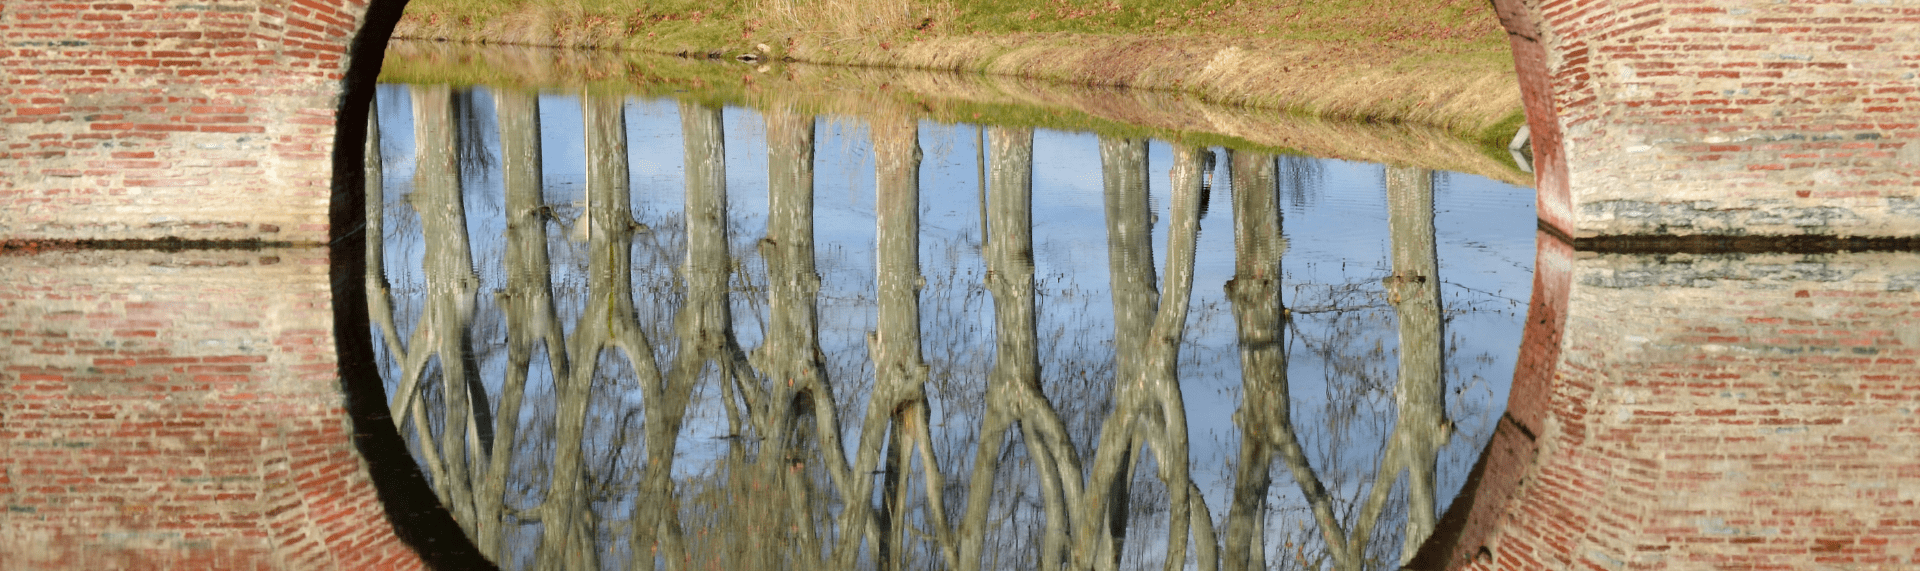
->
[2,0,1919,569]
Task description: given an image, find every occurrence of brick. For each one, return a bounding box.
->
[1430,249,1920,569]
[0,250,427,569]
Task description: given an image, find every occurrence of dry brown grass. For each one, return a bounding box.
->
[755,0,956,44]
[380,40,1529,185]
[794,33,1520,141]
[394,4,627,48]
[787,63,1528,185]
[390,0,1522,143]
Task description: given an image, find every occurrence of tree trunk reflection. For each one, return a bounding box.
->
[486,86,556,562]
[1078,143,1215,571]
[1384,166,1450,565]
[373,84,490,539]
[367,99,1471,570]
[538,91,629,571]
[1092,135,1150,571]
[746,105,839,569]
[1223,150,1284,571]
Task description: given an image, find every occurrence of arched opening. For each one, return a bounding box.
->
[330,0,499,568]
[334,2,1543,567]
[8,0,1914,566]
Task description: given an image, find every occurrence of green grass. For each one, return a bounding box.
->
[387,0,1524,151]
[946,0,1506,46]
[395,0,752,53]
[378,41,1269,148]
[377,41,1532,183]
[395,0,1509,57]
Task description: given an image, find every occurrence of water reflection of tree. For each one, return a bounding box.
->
[366,86,1492,570]
[1225,163,1455,571]
[370,84,494,544]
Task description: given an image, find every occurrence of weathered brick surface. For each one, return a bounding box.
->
[1495,0,1920,238]
[0,249,425,570]
[1429,239,1920,569]
[0,0,375,242]
[5,0,1915,242]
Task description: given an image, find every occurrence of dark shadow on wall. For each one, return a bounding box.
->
[329,0,502,568]
[1403,230,1571,571]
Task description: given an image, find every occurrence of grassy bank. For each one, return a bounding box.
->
[379,41,1531,185]
[390,0,1525,145]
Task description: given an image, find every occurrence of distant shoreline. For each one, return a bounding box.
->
[378,40,1534,185]
[388,0,1525,147]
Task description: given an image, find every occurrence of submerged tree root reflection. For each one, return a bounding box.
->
[366,86,1497,570]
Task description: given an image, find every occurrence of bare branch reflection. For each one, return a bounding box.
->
[365,92,1495,570]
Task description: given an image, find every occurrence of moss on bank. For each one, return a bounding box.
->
[389,0,1525,144]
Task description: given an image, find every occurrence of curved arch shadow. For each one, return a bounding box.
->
[328,1,500,568]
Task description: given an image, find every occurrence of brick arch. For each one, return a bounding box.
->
[1412,236,1920,570]
[2,0,382,243]
[328,0,500,568]
[1,0,492,567]
[6,0,1917,568]
[1406,1,1920,566]
[1491,0,1920,240]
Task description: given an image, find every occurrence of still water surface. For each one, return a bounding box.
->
[364,61,1536,570]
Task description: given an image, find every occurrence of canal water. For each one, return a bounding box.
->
[365,42,1535,569]
[7,36,1918,571]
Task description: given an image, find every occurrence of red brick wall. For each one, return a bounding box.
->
[1493,0,1920,238]
[0,249,426,570]
[6,0,1913,243]
[0,0,376,243]
[1493,2,1574,237]
[1422,239,1920,569]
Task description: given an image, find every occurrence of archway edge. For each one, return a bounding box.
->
[0,0,495,567]
[329,0,501,568]
[1491,0,1920,240]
